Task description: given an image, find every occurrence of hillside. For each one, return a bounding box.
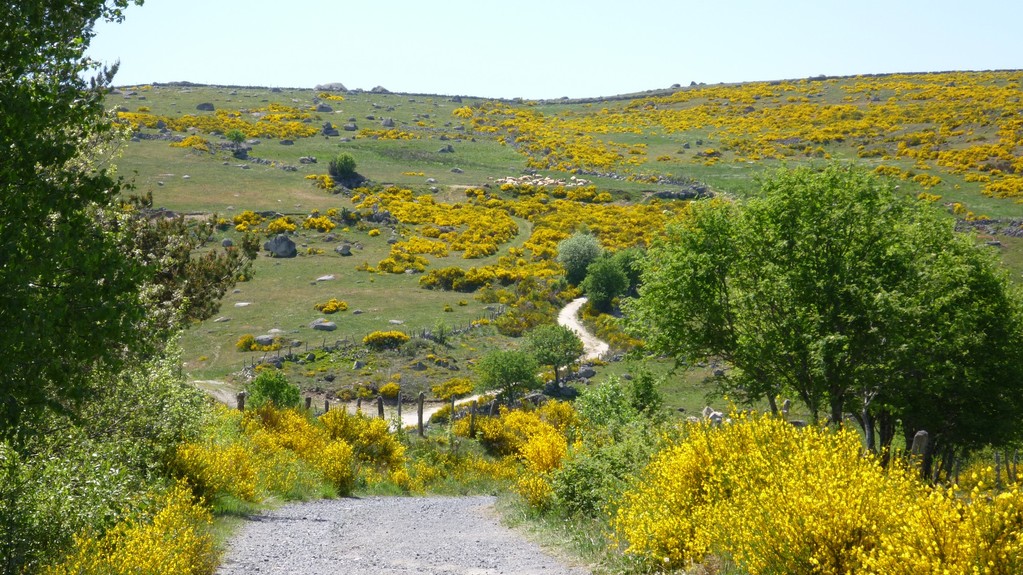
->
[106,71,1023,407]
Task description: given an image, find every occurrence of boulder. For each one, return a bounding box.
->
[370,86,390,94]
[381,117,395,127]
[263,234,297,258]
[299,156,317,164]
[254,334,276,346]
[343,123,358,132]
[335,243,352,256]
[438,145,455,153]
[195,102,215,111]
[310,318,337,331]
[280,139,294,145]
[577,366,597,379]
[316,103,333,113]
[315,82,347,92]
[221,238,234,248]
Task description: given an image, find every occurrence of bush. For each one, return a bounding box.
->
[314,298,348,314]
[378,382,401,399]
[363,330,409,350]
[245,370,300,409]
[328,153,357,179]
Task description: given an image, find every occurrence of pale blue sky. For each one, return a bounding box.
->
[89,0,1023,99]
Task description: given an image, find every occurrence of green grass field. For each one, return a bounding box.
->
[109,74,1023,410]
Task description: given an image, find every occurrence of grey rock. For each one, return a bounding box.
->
[335,243,352,256]
[381,117,395,127]
[316,103,333,113]
[343,123,358,131]
[280,139,294,145]
[195,102,215,111]
[222,238,234,248]
[263,234,297,258]
[310,318,337,331]
[315,82,347,92]
[299,156,317,164]
[254,334,276,346]
[577,366,597,379]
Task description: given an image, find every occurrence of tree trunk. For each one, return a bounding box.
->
[861,407,875,453]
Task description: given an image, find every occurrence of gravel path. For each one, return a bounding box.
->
[557,297,609,361]
[216,496,591,575]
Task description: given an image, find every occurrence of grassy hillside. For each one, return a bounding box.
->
[106,71,1023,413]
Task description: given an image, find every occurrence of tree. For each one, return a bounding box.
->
[0,1,252,441]
[629,165,1023,476]
[582,255,629,313]
[556,231,602,285]
[475,349,540,404]
[246,370,301,409]
[524,324,583,384]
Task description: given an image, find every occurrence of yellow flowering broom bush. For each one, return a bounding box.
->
[41,482,216,575]
[613,413,1023,574]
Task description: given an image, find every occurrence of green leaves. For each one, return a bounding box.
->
[632,164,1023,462]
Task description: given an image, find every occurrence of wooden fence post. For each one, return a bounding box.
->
[469,401,477,438]
[356,396,362,413]
[377,395,385,419]
[324,399,330,413]
[305,396,312,411]
[417,392,425,437]
[236,392,245,411]
[397,392,403,426]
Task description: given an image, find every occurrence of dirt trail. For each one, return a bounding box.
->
[557,297,609,361]
[216,496,591,575]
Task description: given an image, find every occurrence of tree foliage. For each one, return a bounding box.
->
[523,324,583,384]
[582,255,629,313]
[556,232,602,285]
[630,165,1023,475]
[0,0,252,441]
[475,349,540,404]
[246,370,301,409]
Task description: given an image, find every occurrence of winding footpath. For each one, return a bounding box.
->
[214,299,607,574]
[557,297,609,361]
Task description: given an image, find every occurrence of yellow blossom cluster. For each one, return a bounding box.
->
[313,298,348,314]
[265,216,297,235]
[305,173,336,190]
[613,412,1023,574]
[356,128,419,140]
[169,134,211,153]
[117,102,319,139]
[40,482,216,575]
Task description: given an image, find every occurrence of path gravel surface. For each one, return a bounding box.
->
[216,496,591,575]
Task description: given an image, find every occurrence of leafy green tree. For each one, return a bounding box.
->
[475,349,540,404]
[611,247,645,297]
[523,324,583,384]
[0,1,253,441]
[556,232,602,285]
[582,255,629,313]
[630,164,1023,476]
[246,370,301,409]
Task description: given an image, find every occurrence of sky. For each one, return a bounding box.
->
[88,0,1023,100]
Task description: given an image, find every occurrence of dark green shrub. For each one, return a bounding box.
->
[246,370,300,409]
[328,153,357,179]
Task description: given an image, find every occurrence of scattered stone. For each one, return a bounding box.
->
[310,318,337,331]
[280,139,294,145]
[353,360,366,370]
[410,361,427,371]
[352,309,363,315]
[254,334,275,346]
[316,103,334,113]
[263,234,297,258]
[316,274,335,282]
[438,144,455,153]
[426,178,437,184]
[450,167,463,174]
[343,123,358,131]
[577,366,597,379]
[371,86,390,94]
[335,243,352,256]
[381,117,395,127]
[222,238,234,248]
[306,353,316,362]
[450,95,462,103]
[322,122,339,136]
[388,319,404,325]
[213,316,230,323]
[234,302,252,307]
[299,156,317,164]
[195,102,215,111]
[315,82,347,92]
